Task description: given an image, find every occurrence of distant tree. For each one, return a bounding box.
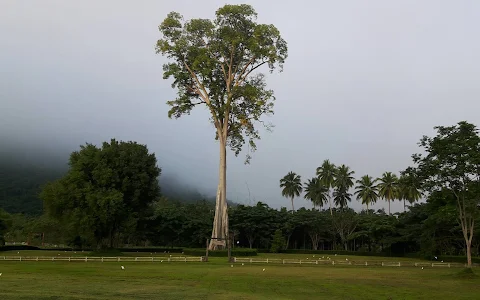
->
[40,139,161,249]
[280,171,303,212]
[333,165,355,209]
[397,170,422,212]
[412,121,480,268]
[156,4,288,250]
[303,177,328,209]
[377,172,398,215]
[316,160,337,215]
[354,175,379,212]
[270,229,285,253]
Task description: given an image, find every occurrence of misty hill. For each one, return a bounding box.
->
[0,144,230,215]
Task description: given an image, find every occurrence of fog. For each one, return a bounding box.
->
[1,0,479,211]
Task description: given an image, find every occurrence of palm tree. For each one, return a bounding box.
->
[397,174,421,212]
[303,177,329,209]
[377,172,398,215]
[333,164,355,209]
[316,160,337,215]
[280,171,303,213]
[354,175,379,212]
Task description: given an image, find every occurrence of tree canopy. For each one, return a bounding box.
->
[40,139,161,249]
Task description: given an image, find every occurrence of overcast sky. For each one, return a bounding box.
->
[1,0,479,212]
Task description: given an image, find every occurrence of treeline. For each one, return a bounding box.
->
[1,199,479,259]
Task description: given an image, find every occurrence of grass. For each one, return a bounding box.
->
[0,254,479,299]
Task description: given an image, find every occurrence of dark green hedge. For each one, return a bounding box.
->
[118,247,183,253]
[0,245,41,251]
[184,248,257,257]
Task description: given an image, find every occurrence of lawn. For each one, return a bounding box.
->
[0,256,479,299]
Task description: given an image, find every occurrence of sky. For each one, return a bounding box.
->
[1,0,479,212]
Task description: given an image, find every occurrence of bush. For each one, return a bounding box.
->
[0,245,41,251]
[183,248,257,257]
[280,249,390,256]
[270,230,284,253]
[118,247,183,253]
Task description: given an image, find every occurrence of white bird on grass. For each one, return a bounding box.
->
[0,273,2,276]
[231,265,233,268]
[242,263,244,266]
[121,266,125,270]
[262,268,265,272]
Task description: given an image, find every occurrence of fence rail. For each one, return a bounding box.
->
[0,256,205,263]
[232,257,472,268]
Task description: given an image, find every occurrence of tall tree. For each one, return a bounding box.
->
[280,172,303,212]
[377,172,398,215]
[303,177,328,209]
[156,4,288,250]
[316,160,337,215]
[398,170,422,212]
[40,139,161,249]
[354,175,379,211]
[412,121,480,268]
[333,165,355,209]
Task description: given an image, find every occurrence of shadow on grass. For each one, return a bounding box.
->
[452,268,477,280]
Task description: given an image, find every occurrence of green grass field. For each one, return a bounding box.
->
[0,251,478,299]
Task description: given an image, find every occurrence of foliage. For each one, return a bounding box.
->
[316,159,337,214]
[40,139,161,249]
[377,172,399,215]
[184,247,257,257]
[280,171,303,211]
[412,121,480,267]
[303,177,328,209]
[270,229,285,253]
[156,4,287,160]
[354,175,379,211]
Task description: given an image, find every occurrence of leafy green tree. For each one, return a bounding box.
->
[354,175,379,211]
[331,208,358,250]
[333,165,355,209]
[316,160,337,215]
[280,171,303,212]
[377,172,398,215]
[412,121,480,267]
[270,229,285,253]
[156,4,288,250]
[397,170,422,212]
[40,139,161,249]
[303,177,328,209]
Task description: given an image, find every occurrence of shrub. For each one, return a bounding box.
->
[270,230,285,253]
[183,248,257,257]
[0,245,41,251]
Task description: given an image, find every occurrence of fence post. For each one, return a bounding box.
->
[316,260,318,265]
[365,261,368,266]
[267,258,269,264]
[250,258,252,263]
[102,257,104,262]
[283,259,285,264]
[448,263,450,268]
[152,257,154,262]
[118,257,120,262]
[382,262,384,266]
[85,257,87,262]
[332,261,335,266]
[36,257,38,262]
[184,257,187,262]
[20,256,22,262]
[69,257,71,262]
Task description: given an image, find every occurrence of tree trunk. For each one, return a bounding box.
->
[366,203,369,212]
[388,199,391,215]
[328,192,333,215]
[291,197,295,213]
[466,240,472,268]
[208,139,229,250]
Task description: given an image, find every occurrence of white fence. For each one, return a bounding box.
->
[232,257,469,268]
[0,256,205,263]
